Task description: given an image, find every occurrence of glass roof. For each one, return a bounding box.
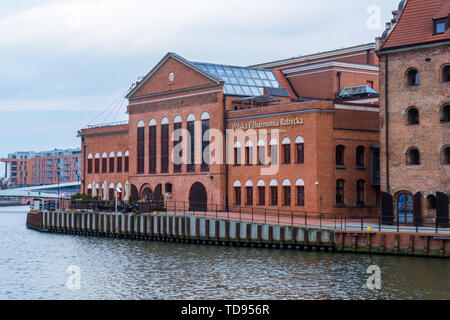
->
[193,62,281,97]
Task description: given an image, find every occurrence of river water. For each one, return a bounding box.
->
[0,206,449,300]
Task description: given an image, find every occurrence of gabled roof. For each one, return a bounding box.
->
[125,52,223,99]
[382,0,450,50]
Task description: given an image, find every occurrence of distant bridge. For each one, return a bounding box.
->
[0,182,80,199]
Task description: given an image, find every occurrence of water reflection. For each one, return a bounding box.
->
[0,206,449,300]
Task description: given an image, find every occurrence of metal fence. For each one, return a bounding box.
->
[48,199,450,234]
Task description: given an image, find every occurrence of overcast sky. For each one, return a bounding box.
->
[0,0,399,173]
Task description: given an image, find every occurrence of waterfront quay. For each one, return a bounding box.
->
[26,202,450,259]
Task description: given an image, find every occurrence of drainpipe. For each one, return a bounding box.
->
[336,71,342,97]
[82,137,86,195]
[384,55,390,193]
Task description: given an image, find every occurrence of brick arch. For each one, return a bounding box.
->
[439,63,450,83]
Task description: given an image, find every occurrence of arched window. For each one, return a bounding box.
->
[356,146,365,167]
[117,152,123,173]
[116,183,123,200]
[336,145,345,167]
[137,121,145,174]
[269,138,278,165]
[173,118,182,173]
[356,180,365,205]
[427,195,436,210]
[108,183,115,201]
[233,181,241,205]
[282,137,291,164]
[295,136,304,164]
[149,119,157,174]
[161,118,169,173]
[257,140,266,165]
[407,107,419,125]
[101,153,107,173]
[336,179,345,205]
[94,153,100,173]
[282,179,291,206]
[295,179,305,206]
[87,184,93,196]
[109,152,115,173]
[441,104,450,122]
[442,146,450,165]
[234,141,242,166]
[257,180,265,205]
[245,140,253,165]
[245,180,253,206]
[406,148,420,165]
[87,154,93,174]
[442,65,450,82]
[201,113,210,172]
[406,68,419,86]
[270,179,278,206]
[187,115,195,172]
[124,151,129,173]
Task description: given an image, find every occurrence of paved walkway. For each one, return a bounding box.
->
[156,209,450,235]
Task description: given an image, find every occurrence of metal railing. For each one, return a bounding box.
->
[46,199,450,234]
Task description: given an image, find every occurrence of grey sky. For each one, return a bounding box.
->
[0,0,399,173]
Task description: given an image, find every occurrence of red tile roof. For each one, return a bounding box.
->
[382,0,450,49]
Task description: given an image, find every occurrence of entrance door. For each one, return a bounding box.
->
[397,193,414,225]
[189,182,207,212]
[142,188,153,202]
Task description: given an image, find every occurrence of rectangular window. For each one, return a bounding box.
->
[258,146,265,165]
[87,159,92,174]
[246,186,253,206]
[270,186,278,206]
[161,124,169,173]
[283,186,291,206]
[234,147,241,166]
[201,119,210,172]
[109,157,114,173]
[296,143,304,164]
[187,121,195,172]
[296,186,305,206]
[258,187,265,205]
[137,127,145,174]
[117,156,122,173]
[271,145,278,165]
[173,122,182,173]
[149,126,157,174]
[234,187,241,205]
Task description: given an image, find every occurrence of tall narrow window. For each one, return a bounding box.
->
[336,145,345,167]
[296,186,305,206]
[407,107,419,125]
[270,186,278,206]
[282,138,291,164]
[295,137,304,164]
[258,186,265,205]
[406,68,419,86]
[427,195,437,209]
[336,179,345,205]
[137,126,145,174]
[270,139,278,165]
[102,153,107,173]
[201,113,210,172]
[173,120,182,173]
[187,117,195,172]
[95,155,100,174]
[124,151,129,173]
[109,153,115,173]
[117,152,123,173]
[161,119,169,173]
[283,187,291,206]
[149,120,157,174]
[87,155,93,174]
[245,141,253,165]
[257,140,265,165]
[356,146,365,168]
[234,184,241,206]
[234,142,241,166]
[356,180,365,205]
[246,186,253,206]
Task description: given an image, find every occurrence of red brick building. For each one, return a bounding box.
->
[377,0,450,225]
[79,45,381,217]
